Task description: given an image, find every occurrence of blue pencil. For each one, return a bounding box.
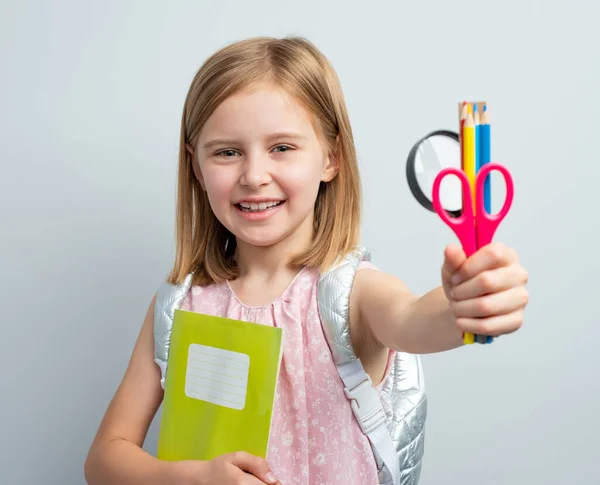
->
[482,105,493,344]
[480,105,491,214]
[476,103,494,344]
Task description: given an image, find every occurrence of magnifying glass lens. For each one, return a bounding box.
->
[406,131,462,215]
[415,136,462,211]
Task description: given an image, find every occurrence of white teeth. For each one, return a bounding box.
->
[237,201,282,212]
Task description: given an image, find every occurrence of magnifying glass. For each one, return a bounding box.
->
[406,130,463,217]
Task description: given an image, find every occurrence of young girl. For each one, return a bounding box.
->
[84,36,529,485]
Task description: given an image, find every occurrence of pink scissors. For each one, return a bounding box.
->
[432,162,514,344]
[432,162,514,258]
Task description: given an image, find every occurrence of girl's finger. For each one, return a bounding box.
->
[451,264,529,301]
[456,309,525,337]
[450,286,529,318]
[450,242,514,285]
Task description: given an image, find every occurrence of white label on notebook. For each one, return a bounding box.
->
[185,344,250,411]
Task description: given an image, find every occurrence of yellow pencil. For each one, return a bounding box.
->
[462,108,476,345]
[463,110,476,205]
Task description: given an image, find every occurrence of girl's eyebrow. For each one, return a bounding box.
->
[202,132,308,149]
[264,132,308,143]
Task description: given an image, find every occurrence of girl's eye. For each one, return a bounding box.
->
[216,149,241,157]
[214,145,293,157]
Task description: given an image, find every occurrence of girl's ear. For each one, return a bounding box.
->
[186,143,206,190]
[321,135,340,182]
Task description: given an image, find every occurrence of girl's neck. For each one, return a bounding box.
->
[228,219,314,307]
[233,217,313,281]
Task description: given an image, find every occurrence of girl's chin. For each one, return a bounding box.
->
[233,233,288,248]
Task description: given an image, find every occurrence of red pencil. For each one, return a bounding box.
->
[459,101,468,172]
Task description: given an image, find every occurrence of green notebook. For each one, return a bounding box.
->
[157,309,283,461]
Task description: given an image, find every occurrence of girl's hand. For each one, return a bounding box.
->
[176,452,281,485]
[441,242,529,338]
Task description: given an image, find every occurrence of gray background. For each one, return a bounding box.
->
[1,0,598,484]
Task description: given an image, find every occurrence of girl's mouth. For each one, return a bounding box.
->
[234,200,285,213]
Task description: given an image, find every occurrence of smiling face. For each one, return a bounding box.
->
[192,83,338,252]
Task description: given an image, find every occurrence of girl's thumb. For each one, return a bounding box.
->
[442,244,466,282]
[232,451,279,484]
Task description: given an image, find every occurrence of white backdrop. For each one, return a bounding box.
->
[2,1,598,483]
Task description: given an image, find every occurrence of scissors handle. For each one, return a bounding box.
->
[431,168,478,257]
[475,162,514,247]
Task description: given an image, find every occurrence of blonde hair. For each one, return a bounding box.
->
[168,36,361,286]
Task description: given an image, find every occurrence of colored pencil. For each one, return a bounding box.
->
[459,102,468,173]
[472,104,481,343]
[478,104,494,344]
[482,107,493,341]
[461,108,476,345]
[480,105,491,214]
[474,103,481,216]
[458,102,469,342]
[462,110,476,211]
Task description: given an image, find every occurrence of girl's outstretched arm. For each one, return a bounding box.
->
[352,243,528,354]
[352,269,460,354]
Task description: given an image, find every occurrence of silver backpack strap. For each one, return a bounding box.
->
[317,246,400,485]
[153,273,193,389]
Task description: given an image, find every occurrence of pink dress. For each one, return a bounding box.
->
[180,262,394,485]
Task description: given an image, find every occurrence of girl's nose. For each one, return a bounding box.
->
[239,153,273,189]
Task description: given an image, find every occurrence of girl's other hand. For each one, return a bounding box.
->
[176,452,281,485]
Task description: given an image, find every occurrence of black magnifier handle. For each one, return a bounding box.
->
[406,129,462,218]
